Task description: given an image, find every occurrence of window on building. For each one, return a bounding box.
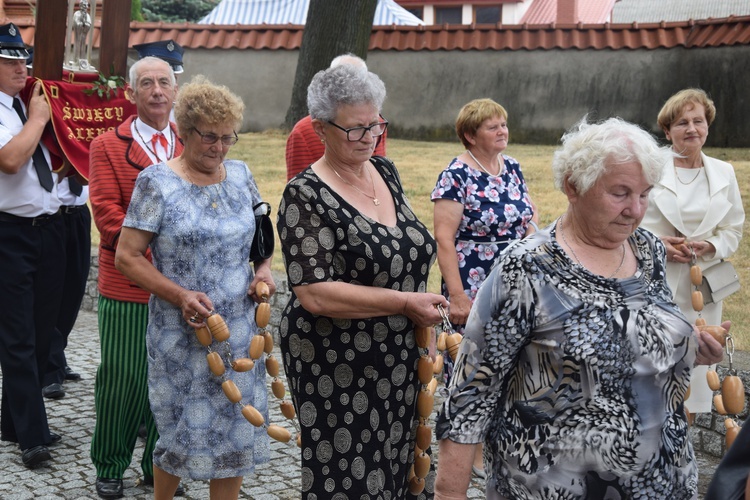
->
[404,7,423,20]
[475,6,501,24]
[435,6,462,24]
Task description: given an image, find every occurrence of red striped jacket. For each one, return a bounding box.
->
[88,116,184,303]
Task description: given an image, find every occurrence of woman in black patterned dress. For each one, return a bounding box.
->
[277,64,447,498]
[434,117,727,500]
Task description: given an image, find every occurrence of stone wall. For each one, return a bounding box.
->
[81,247,746,458]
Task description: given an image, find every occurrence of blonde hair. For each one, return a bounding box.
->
[455,98,508,149]
[174,75,245,136]
[657,88,716,132]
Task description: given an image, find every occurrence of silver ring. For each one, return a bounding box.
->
[189,312,200,323]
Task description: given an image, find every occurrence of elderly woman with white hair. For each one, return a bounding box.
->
[277,64,447,498]
[434,117,727,500]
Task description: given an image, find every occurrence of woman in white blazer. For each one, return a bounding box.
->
[641,88,744,414]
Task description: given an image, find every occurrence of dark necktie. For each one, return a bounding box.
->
[68,176,83,196]
[12,97,53,192]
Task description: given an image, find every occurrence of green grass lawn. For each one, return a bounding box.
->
[93,131,750,348]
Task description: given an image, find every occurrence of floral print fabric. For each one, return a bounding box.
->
[436,223,698,500]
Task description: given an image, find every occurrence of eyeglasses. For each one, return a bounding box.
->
[192,128,239,146]
[327,120,388,142]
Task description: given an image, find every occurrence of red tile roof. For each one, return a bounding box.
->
[11,16,750,52]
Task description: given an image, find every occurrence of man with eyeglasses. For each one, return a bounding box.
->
[88,56,185,499]
[285,53,387,181]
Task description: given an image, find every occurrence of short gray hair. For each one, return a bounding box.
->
[128,56,176,88]
[307,64,386,122]
[552,116,672,195]
[329,53,367,70]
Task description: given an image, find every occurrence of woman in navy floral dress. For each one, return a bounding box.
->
[431,98,537,477]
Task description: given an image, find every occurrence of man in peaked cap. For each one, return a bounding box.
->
[0,22,66,468]
[133,39,184,74]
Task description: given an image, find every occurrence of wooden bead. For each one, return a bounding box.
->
[266,354,280,377]
[415,326,431,349]
[714,394,727,415]
[700,325,727,347]
[263,331,274,354]
[207,314,231,342]
[416,423,432,451]
[417,355,433,385]
[195,326,212,346]
[241,404,264,427]
[272,378,286,399]
[417,387,434,419]
[280,400,296,420]
[222,379,242,403]
[691,290,704,312]
[413,451,430,479]
[256,302,271,328]
[690,265,703,286]
[256,281,270,300]
[231,358,254,372]
[249,335,265,360]
[695,317,707,327]
[432,354,444,375]
[427,377,438,396]
[436,331,447,351]
[707,370,721,391]
[408,476,425,495]
[207,351,225,376]
[267,424,292,443]
[722,375,745,414]
[445,333,462,361]
[726,419,740,448]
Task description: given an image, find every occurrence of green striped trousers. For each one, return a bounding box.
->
[90,296,158,479]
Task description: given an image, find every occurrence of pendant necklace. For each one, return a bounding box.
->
[466,149,499,176]
[326,157,380,206]
[559,216,626,279]
[134,122,175,163]
[182,161,225,209]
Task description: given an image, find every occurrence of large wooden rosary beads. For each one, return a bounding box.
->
[408,305,463,495]
[689,258,743,449]
[195,282,300,446]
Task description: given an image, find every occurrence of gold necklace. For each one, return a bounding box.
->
[182,161,225,209]
[559,216,626,279]
[326,157,380,206]
[466,149,500,176]
[674,165,703,185]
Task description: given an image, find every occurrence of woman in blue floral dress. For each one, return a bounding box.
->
[431,98,537,478]
[116,77,274,499]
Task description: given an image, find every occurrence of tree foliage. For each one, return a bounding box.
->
[131,0,144,21]
[140,0,219,23]
[284,0,378,129]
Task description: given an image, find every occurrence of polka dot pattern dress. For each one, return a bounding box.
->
[277,157,437,499]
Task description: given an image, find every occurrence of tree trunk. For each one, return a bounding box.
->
[283,0,377,130]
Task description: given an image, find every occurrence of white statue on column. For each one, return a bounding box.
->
[72,0,93,70]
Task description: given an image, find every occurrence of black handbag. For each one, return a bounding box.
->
[250,202,274,262]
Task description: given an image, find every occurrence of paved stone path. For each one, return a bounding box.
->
[0,310,721,499]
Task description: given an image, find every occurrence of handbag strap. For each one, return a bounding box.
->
[253,202,271,216]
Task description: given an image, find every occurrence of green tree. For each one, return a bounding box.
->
[284,0,378,129]
[131,0,144,21]
[141,0,219,23]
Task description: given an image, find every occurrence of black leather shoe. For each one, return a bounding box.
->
[21,445,51,467]
[96,478,124,499]
[140,476,185,496]
[64,365,82,381]
[1,431,60,445]
[42,383,65,399]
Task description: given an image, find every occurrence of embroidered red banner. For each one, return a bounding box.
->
[21,75,136,180]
